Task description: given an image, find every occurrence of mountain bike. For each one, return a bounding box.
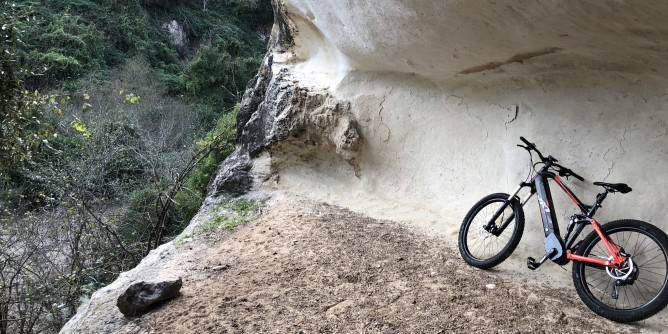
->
[458,137,668,323]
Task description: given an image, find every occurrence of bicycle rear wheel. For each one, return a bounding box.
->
[458,193,524,269]
[572,219,668,322]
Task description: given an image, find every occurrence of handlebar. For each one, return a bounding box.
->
[555,163,585,181]
[519,136,585,182]
[518,136,547,161]
[519,136,533,148]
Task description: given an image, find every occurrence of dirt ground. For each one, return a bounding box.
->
[122,195,658,333]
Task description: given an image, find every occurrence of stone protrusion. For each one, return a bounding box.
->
[208,148,254,197]
[116,278,183,317]
[210,62,362,197]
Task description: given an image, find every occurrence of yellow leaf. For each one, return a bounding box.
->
[119,89,124,95]
[56,108,63,115]
[83,93,90,100]
[71,117,91,138]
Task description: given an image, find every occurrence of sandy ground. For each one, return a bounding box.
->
[107,194,668,334]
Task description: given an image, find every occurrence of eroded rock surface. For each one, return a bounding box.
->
[210,55,363,196]
[64,0,668,331]
[225,0,668,250]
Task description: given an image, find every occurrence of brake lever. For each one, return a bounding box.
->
[557,166,585,182]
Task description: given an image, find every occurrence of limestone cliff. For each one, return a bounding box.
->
[214,0,668,245]
[62,1,668,331]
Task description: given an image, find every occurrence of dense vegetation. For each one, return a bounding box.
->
[0,0,271,332]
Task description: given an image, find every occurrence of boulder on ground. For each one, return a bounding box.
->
[116,278,182,317]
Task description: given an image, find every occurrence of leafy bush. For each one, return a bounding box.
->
[119,181,168,242]
[1,0,271,332]
[174,104,239,223]
[17,8,107,87]
[183,43,261,106]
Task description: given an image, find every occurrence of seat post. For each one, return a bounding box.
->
[587,190,609,217]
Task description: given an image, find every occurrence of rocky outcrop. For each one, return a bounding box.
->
[209,55,363,196]
[209,0,668,256]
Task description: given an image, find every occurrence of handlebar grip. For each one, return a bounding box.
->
[572,172,585,182]
[559,166,585,182]
[519,136,533,147]
[519,136,548,162]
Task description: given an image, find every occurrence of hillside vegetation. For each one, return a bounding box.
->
[0,1,271,332]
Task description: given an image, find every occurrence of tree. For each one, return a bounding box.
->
[1,2,44,173]
[1,0,269,332]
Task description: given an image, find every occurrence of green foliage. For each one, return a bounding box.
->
[195,215,245,234]
[221,197,264,214]
[19,12,106,85]
[174,104,239,223]
[0,3,87,178]
[1,3,45,171]
[0,0,271,332]
[10,0,270,102]
[183,43,261,106]
[118,181,167,242]
[193,198,264,234]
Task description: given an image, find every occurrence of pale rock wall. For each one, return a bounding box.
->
[217,0,668,259]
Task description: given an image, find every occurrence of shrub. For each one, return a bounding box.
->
[173,105,239,224]
[119,181,168,243]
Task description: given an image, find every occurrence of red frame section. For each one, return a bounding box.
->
[566,218,624,267]
[554,175,624,268]
[553,176,580,206]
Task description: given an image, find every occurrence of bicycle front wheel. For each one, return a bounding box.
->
[458,193,525,269]
[572,219,668,322]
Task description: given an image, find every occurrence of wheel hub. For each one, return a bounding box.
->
[477,222,495,239]
[606,256,637,285]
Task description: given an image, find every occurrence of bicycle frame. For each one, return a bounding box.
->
[461,137,668,323]
[484,165,626,268]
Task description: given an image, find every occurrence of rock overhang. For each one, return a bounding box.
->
[283,0,668,83]
[251,1,668,256]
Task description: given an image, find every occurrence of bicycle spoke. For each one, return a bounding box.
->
[579,224,668,311]
[462,198,520,262]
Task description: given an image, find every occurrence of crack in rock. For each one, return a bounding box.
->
[378,94,391,142]
[459,47,562,74]
[504,105,519,131]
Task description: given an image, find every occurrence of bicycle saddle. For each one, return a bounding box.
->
[593,181,632,194]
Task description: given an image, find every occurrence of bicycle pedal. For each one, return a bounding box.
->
[527,257,538,270]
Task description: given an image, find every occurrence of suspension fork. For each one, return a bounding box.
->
[483,185,534,236]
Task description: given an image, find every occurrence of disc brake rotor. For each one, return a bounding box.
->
[606,257,635,281]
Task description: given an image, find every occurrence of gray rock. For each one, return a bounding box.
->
[116,278,182,317]
[208,148,254,197]
[209,58,363,197]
